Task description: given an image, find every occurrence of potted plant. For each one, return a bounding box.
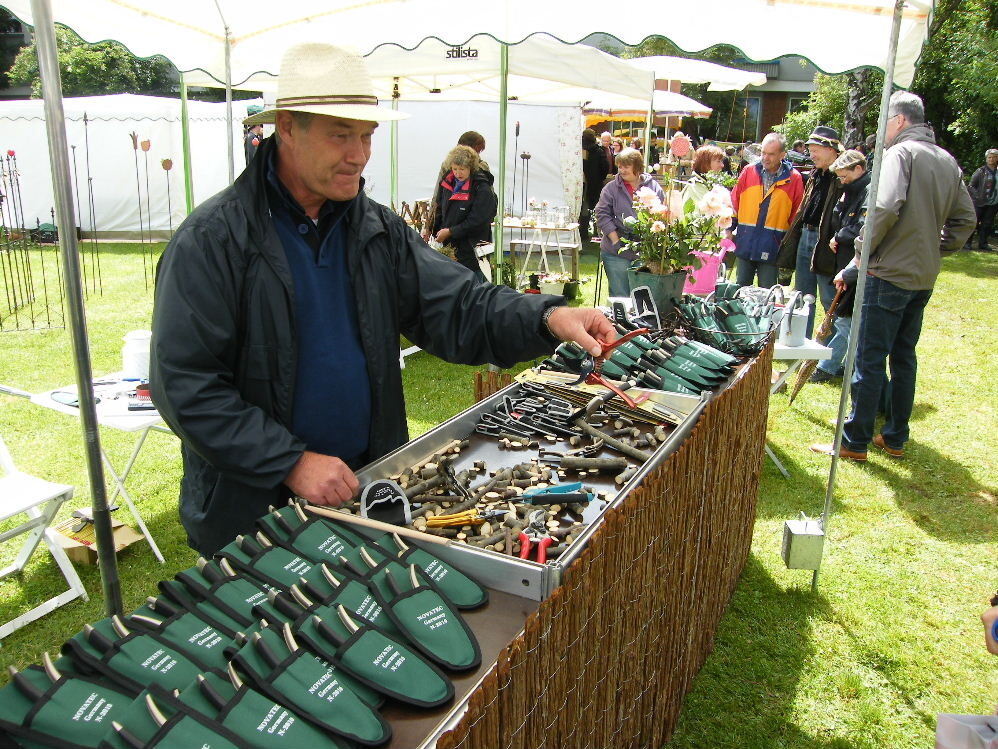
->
[623,182,734,314]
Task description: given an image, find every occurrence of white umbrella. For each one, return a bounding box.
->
[583,90,713,122]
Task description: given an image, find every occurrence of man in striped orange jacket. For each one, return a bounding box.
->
[731,133,804,288]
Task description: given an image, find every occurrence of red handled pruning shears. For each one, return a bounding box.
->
[518,509,554,563]
[570,327,651,409]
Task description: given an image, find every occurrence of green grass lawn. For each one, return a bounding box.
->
[0,241,995,748]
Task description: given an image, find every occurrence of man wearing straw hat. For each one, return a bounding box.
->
[150,43,615,556]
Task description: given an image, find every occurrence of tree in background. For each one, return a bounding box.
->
[778,71,882,147]
[616,37,756,144]
[913,0,998,170]
[780,0,997,171]
[5,25,174,97]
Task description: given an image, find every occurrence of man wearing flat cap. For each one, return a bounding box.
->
[150,43,615,555]
[778,125,845,337]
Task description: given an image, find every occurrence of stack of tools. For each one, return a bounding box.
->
[314,391,674,561]
[0,501,490,748]
[540,324,736,396]
[676,293,776,356]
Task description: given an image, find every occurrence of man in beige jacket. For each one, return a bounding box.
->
[811,91,976,461]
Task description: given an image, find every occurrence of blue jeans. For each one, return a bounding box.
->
[601,251,632,298]
[794,227,818,336]
[843,276,932,452]
[735,257,778,288]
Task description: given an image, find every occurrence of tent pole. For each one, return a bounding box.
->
[813,0,905,592]
[179,72,195,215]
[644,83,654,172]
[212,0,234,184]
[29,0,123,617]
[492,42,509,285]
[390,78,399,209]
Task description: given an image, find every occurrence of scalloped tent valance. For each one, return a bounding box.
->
[2,0,933,88]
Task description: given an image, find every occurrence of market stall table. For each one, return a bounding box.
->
[768,338,833,477]
[502,219,580,287]
[30,375,172,563]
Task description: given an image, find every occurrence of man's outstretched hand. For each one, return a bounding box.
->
[546,306,617,356]
[285,451,359,507]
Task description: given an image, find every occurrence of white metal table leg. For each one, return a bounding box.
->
[100,439,165,563]
[765,444,791,478]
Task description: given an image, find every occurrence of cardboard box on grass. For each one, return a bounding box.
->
[53,508,144,565]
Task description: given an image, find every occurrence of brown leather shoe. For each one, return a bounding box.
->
[809,443,867,461]
[872,434,904,458]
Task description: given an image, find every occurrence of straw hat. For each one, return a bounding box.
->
[243,43,407,126]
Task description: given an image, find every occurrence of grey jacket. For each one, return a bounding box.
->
[865,124,976,290]
[594,173,665,260]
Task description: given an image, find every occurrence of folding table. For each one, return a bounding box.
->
[30,375,171,562]
[503,219,580,287]
[768,338,833,477]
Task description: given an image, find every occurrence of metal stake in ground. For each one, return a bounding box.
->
[162,158,175,238]
[82,113,102,296]
[129,132,147,288]
[141,139,153,281]
[70,144,87,294]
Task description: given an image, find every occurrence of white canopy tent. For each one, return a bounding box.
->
[0,94,255,234]
[187,33,654,104]
[184,33,656,211]
[8,0,936,608]
[3,1,932,87]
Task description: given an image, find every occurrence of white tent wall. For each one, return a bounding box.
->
[0,94,256,236]
[365,100,579,215]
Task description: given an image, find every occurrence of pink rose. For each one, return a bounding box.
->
[697,184,733,217]
[635,186,660,208]
[718,215,733,230]
[650,220,666,233]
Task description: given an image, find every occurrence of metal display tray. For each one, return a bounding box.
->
[355,381,714,602]
[348,363,759,748]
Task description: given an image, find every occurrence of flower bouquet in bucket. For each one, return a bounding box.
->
[623,183,734,313]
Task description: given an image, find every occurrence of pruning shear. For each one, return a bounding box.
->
[569,327,652,409]
[425,508,505,528]
[522,481,594,505]
[518,509,554,563]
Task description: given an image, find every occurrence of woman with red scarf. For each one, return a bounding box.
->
[428,145,497,280]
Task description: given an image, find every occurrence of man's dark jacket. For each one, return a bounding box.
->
[150,136,559,555]
[777,168,844,275]
[582,144,609,208]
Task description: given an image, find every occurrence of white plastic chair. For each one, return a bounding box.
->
[0,432,88,640]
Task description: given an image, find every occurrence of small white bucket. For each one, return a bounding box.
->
[122,330,152,381]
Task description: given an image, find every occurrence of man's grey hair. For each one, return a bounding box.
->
[986,148,998,159]
[887,91,925,125]
[761,132,787,152]
[274,110,316,145]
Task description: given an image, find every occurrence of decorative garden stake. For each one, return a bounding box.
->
[129,132,148,288]
[82,113,102,295]
[141,140,153,277]
[161,158,174,238]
